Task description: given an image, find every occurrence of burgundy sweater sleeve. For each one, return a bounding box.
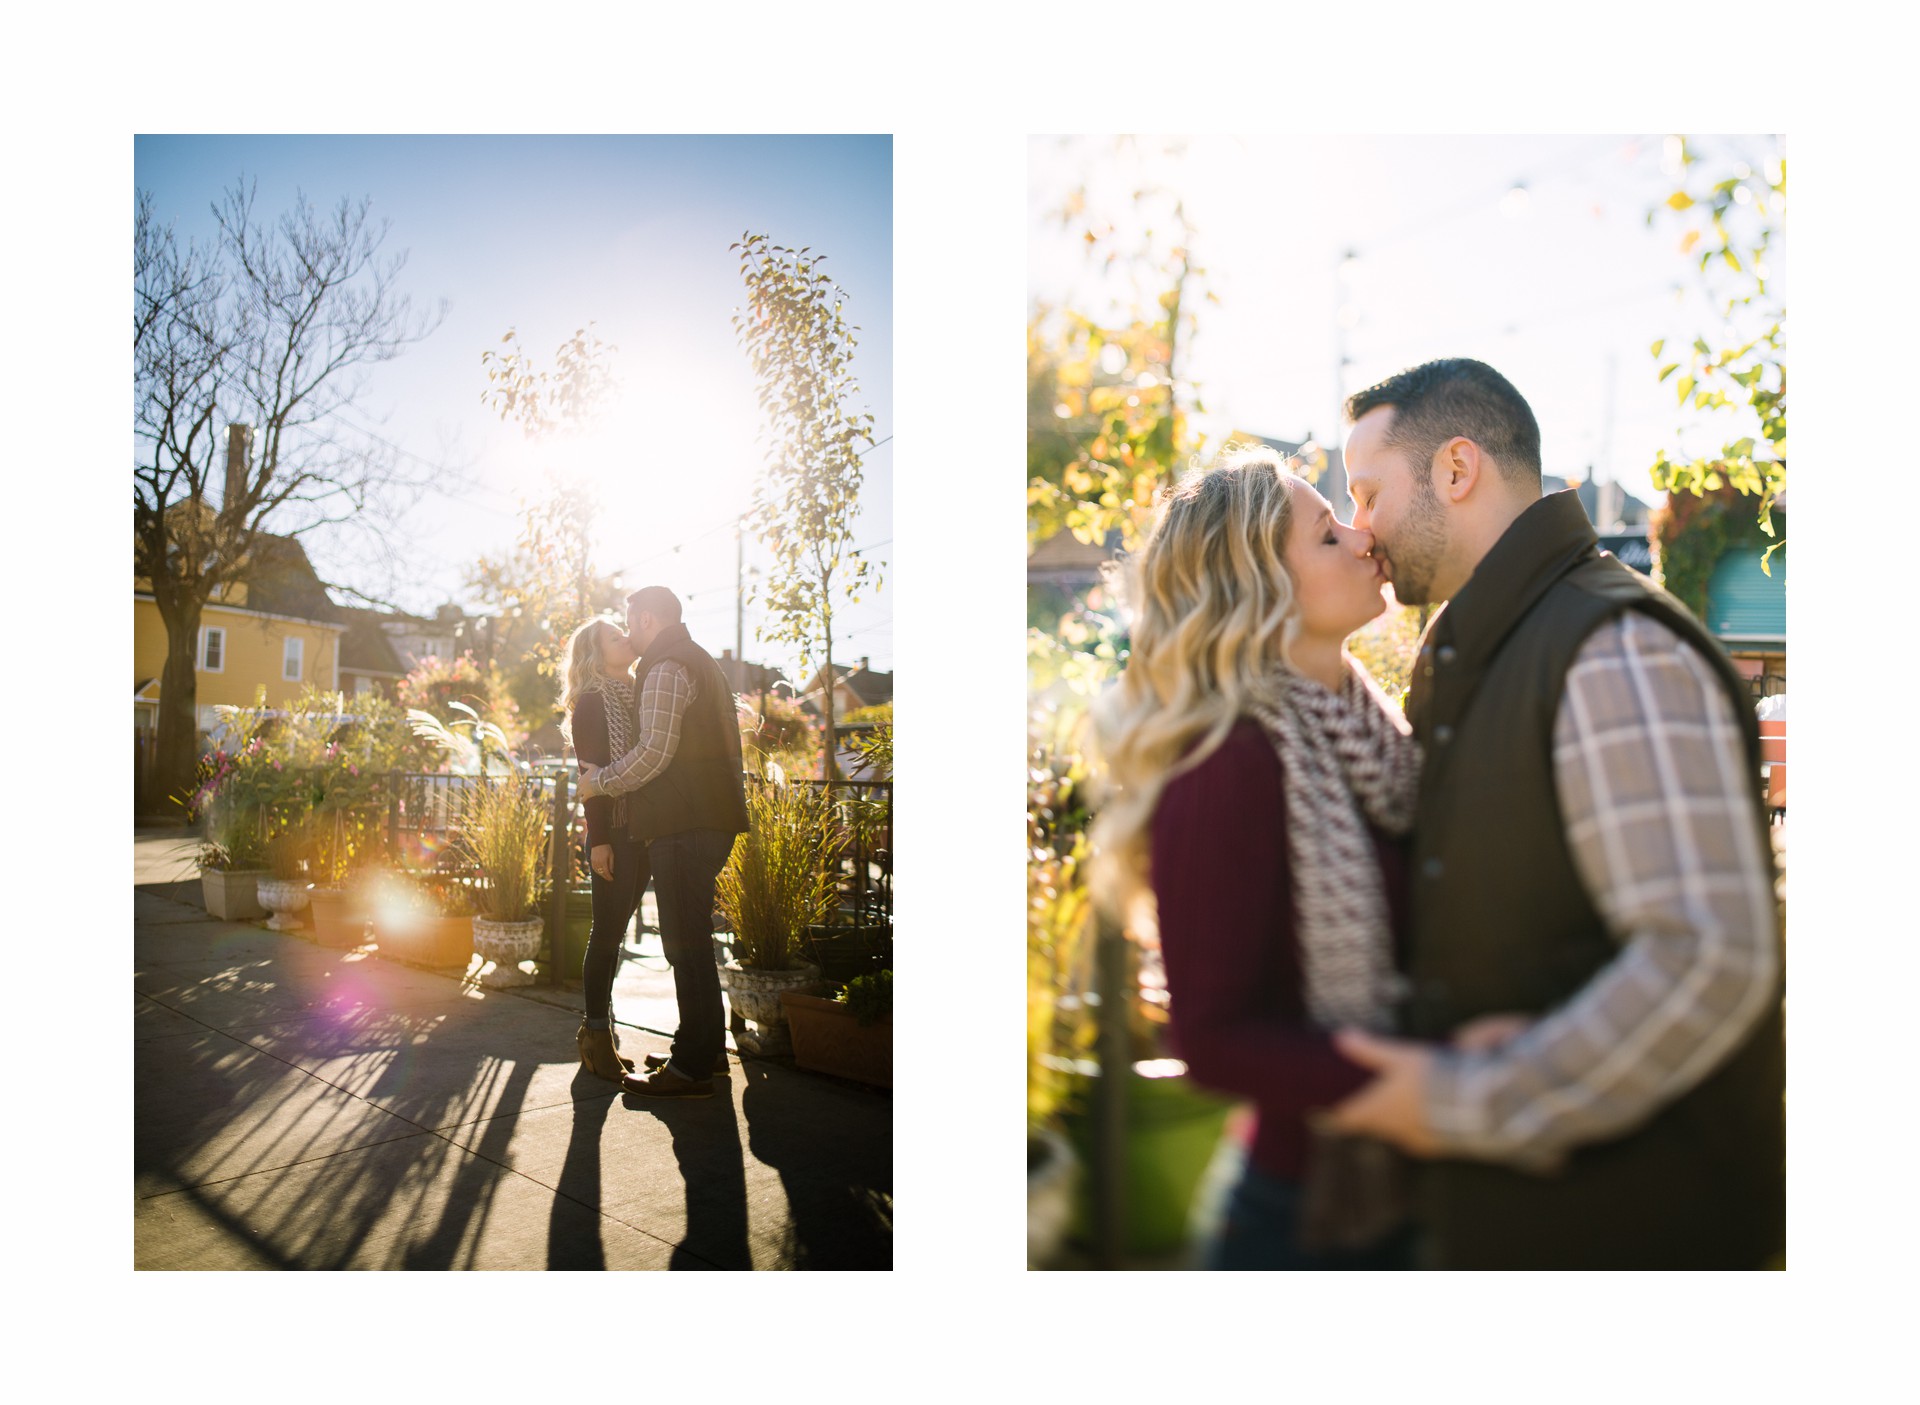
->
[571,692,615,849]
[1151,720,1373,1127]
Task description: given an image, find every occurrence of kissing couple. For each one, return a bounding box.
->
[559,585,749,1100]
[1092,357,1784,1270]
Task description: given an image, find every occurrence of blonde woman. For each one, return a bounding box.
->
[560,617,650,1082]
[1092,445,1422,1270]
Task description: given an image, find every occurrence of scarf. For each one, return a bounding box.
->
[1243,658,1422,1032]
[582,672,638,829]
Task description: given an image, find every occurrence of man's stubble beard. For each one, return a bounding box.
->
[1382,473,1451,607]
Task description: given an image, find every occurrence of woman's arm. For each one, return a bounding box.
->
[1151,721,1372,1117]
[571,692,615,851]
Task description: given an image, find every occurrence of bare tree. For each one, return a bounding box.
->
[134,179,447,807]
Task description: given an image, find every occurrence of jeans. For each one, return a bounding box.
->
[1194,1143,1416,1271]
[581,835,648,1024]
[648,828,738,1078]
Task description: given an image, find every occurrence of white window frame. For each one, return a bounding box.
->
[283,636,303,681]
[200,625,226,673]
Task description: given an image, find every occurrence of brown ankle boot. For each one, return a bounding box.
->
[576,1022,626,1083]
[606,1022,636,1072]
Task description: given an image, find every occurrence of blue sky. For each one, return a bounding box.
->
[136,134,893,681]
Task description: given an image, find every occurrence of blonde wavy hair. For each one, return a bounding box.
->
[1089,445,1309,925]
[557,617,631,743]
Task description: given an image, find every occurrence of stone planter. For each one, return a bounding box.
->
[257,878,312,932]
[307,888,367,948]
[473,915,542,988]
[200,867,269,921]
[716,960,822,1056]
[374,913,474,970]
[780,990,891,1088]
[1028,1127,1079,1270]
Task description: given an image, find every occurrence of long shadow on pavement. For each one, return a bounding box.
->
[738,1063,892,1270]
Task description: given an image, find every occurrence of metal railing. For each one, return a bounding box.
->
[243,766,891,986]
[793,777,893,930]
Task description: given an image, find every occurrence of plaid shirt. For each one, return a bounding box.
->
[578,660,695,799]
[1424,610,1779,1170]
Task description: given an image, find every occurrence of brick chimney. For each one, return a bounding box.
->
[858,656,870,672]
[225,424,253,513]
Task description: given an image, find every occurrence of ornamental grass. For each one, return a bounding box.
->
[717,777,838,970]
[457,776,551,922]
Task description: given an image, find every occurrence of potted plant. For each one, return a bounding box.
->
[781,968,891,1087]
[188,713,275,920]
[307,807,373,948]
[460,775,550,988]
[195,793,270,921]
[713,774,836,1055]
[307,743,385,948]
[256,822,312,932]
[371,867,477,970]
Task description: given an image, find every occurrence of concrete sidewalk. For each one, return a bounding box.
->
[133,834,891,1270]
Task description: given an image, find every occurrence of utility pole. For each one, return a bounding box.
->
[1334,247,1360,446]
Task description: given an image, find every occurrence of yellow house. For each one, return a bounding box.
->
[135,533,347,738]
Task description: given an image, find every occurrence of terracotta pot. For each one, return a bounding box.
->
[257,879,312,932]
[716,961,822,1056]
[307,888,367,948]
[473,915,542,988]
[200,867,268,921]
[780,990,891,1088]
[1758,719,1786,766]
[374,912,474,969]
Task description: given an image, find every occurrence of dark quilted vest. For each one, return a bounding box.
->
[1403,490,1784,1269]
[624,624,750,842]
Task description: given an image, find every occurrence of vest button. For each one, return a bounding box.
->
[1421,857,1443,880]
[1437,645,1458,665]
[1433,724,1453,744]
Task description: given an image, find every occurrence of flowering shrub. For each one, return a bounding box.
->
[398,653,524,764]
[741,691,821,780]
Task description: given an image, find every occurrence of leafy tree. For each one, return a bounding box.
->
[475,327,626,723]
[135,180,445,808]
[732,233,879,780]
[1026,150,1214,1132]
[1648,136,1786,573]
[1027,191,1210,560]
[465,475,626,723]
[481,324,618,438]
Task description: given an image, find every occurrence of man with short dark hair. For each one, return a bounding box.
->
[1325,357,1784,1269]
[578,586,749,1098]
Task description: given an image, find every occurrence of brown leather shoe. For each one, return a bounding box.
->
[643,1051,729,1076]
[620,1066,714,1098]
